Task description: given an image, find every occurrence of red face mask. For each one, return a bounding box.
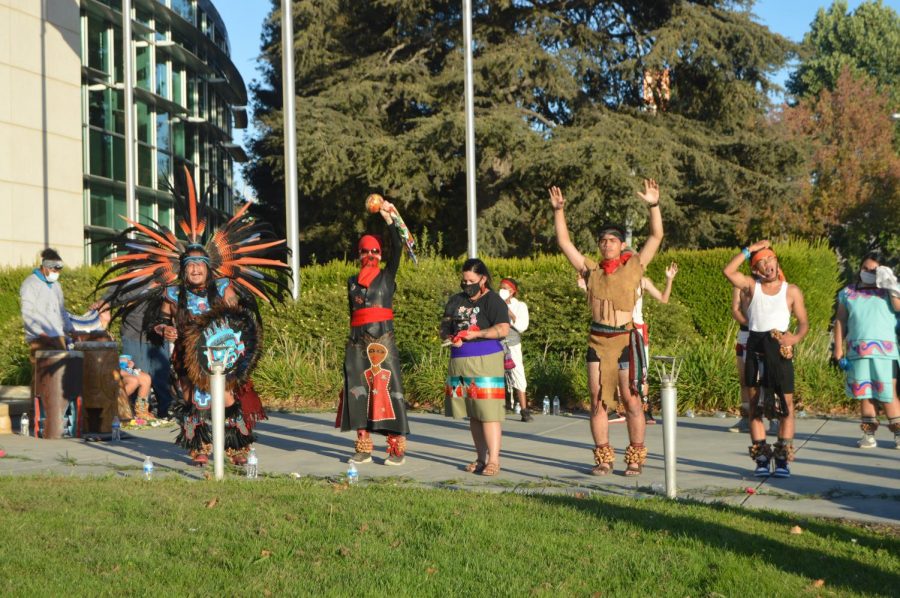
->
[357,235,382,288]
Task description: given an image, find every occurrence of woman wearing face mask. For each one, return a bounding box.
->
[498,278,531,421]
[833,252,900,449]
[442,259,511,476]
[337,199,411,466]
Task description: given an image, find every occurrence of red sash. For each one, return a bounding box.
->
[351,307,394,326]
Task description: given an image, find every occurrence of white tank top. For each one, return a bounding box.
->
[632,284,644,325]
[747,281,790,332]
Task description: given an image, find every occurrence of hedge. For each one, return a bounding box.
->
[0,239,847,412]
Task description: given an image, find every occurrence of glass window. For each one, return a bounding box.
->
[186,76,197,114]
[114,27,123,84]
[138,197,155,225]
[183,127,196,163]
[156,56,168,98]
[157,150,172,189]
[172,122,185,157]
[172,0,194,24]
[137,103,151,143]
[158,199,174,229]
[138,144,153,188]
[156,112,170,150]
[87,88,125,135]
[172,68,183,106]
[86,16,109,73]
[135,46,151,90]
[89,130,125,181]
[89,186,125,229]
[198,82,207,118]
[89,235,113,265]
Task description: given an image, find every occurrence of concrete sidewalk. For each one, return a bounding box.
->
[1,410,898,525]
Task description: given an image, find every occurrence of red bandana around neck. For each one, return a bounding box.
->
[357,235,382,288]
[600,251,633,275]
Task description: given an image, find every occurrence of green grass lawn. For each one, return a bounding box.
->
[0,477,896,597]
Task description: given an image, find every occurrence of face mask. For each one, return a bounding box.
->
[461,282,481,298]
[46,272,60,283]
[859,271,876,285]
[498,288,511,300]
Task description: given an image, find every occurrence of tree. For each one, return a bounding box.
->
[246,1,802,262]
[779,68,900,265]
[787,0,900,107]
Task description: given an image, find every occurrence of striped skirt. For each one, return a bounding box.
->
[445,343,506,422]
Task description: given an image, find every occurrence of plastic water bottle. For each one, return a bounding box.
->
[514,403,521,415]
[20,412,29,437]
[542,396,550,415]
[347,461,359,485]
[552,396,560,416]
[142,456,154,480]
[111,416,121,442]
[246,448,259,479]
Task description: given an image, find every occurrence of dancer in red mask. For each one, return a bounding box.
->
[549,179,664,476]
[337,198,412,465]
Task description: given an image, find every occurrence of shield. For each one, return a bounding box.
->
[182,303,262,391]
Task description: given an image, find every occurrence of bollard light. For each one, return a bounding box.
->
[653,355,682,499]
[206,345,228,481]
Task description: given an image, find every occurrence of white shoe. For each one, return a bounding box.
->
[857,434,877,449]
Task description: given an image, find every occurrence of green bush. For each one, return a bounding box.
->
[0,240,846,412]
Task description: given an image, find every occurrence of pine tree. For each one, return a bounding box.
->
[246,0,802,261]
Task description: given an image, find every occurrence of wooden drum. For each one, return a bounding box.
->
[33,350,83,439]
[74,341,127,433]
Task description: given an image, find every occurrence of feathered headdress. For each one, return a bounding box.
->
[96,165,292,318]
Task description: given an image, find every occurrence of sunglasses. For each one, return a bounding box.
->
[359,248,381,255]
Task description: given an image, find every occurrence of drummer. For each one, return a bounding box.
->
[19,248,75,388]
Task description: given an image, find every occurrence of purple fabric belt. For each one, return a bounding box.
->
[451,340,504,359]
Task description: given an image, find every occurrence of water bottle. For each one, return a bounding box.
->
[552,396,560,416]
[542,396,550,415]
[62,414,71,438]
[143,456,154,480]
[514,403,521,415]
[111,416,121,442]
[246,448,259,479]
[347,461,359,485]
[20,412,29,437]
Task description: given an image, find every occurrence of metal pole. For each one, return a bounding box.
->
[282,0,300,299]
[122,0,137,227]
[462,0,478,258]
[209,363,226,481]
[660,375,677,499]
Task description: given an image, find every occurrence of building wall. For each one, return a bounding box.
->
[0,0,84,267]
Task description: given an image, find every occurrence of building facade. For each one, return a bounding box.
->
[0,0,246,266]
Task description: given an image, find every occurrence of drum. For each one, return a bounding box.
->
[73,341,128,433]
[33,350,83,439]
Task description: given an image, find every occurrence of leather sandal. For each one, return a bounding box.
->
[481,462,500,476]
[624,462,642,476]
[464,460,485,473]
[591,462,613,476]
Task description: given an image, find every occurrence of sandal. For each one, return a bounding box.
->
[464,460,485,474]
[624,462,642,476]
[481,462,500,476]
[591,462,613,476]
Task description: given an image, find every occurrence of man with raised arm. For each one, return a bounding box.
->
[549,180,663,476]
[723,240,808,478]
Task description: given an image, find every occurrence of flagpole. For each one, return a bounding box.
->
[462,0,478,258]
[282,0,300,298]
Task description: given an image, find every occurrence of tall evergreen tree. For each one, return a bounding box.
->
[246,0,802,261]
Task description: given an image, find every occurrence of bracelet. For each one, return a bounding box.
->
[741,247,751,261]
[647,202,659,209]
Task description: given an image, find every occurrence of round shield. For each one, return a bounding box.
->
[182,303,261,391]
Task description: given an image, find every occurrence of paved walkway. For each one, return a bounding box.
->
[1,410,898,525]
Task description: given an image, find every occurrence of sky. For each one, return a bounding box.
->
[211,0,900,191]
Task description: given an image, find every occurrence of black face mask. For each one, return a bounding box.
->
[461,281,481,298]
